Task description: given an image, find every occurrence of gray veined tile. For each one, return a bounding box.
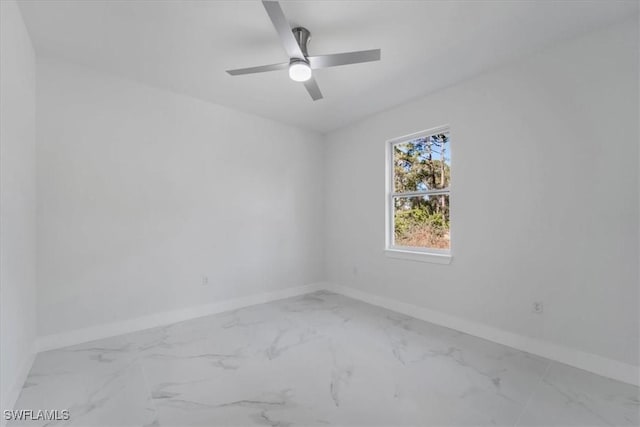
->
[10,336,155,427]
[10,369,88,427]
[11,336,133,407]
[516,361,640,426]
[61,363,156,426]
[30,335,136,378]
[9,292,640,426]
[436,332,551,424]
[146,330,337,425]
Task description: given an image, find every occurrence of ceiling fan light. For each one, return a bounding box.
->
[289,60,312,82]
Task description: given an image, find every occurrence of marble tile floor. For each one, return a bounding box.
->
[10,291,639,426]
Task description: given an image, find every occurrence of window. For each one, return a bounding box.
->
[386,127,451,262]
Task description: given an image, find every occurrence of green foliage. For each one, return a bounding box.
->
[394,206,449,239]
[392,133,451,249]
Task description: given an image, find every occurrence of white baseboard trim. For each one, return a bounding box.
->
[36,283,325,353]
[1,345,36,423]
[33,281,639,388]
[324,282,640,387]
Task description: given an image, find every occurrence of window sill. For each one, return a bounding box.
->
[384,249,452,264]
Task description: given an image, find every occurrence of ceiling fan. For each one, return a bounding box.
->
[226,0,381,101]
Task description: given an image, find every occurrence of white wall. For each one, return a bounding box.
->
[324,20,639,370]
[0,0,37,413]
[36,58,324,338]
[6,6,638,398]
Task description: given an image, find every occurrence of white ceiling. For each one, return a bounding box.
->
[18,0,638,133]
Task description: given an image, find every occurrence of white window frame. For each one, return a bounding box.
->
[385,125,452,264]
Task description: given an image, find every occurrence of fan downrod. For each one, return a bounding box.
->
[292,27,311,57]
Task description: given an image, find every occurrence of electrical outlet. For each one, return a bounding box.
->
[202,276,209,286]
[532,301,544,314]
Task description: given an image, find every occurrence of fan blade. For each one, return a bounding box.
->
[303,77,323,101]
[226,62,288,76]
[307,49,381,69]
[262,1,304,59]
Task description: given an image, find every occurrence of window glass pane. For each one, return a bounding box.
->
[393,132,450,193]
[393,194,450,250]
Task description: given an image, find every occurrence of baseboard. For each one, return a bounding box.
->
[36,283,325,353]
[1,345,36,424]
[324,282,640,387]
[33,281,640,387]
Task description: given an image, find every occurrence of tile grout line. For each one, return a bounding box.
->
[14,293,637,426]
[513,360,552,427]
[133,348,161,425]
